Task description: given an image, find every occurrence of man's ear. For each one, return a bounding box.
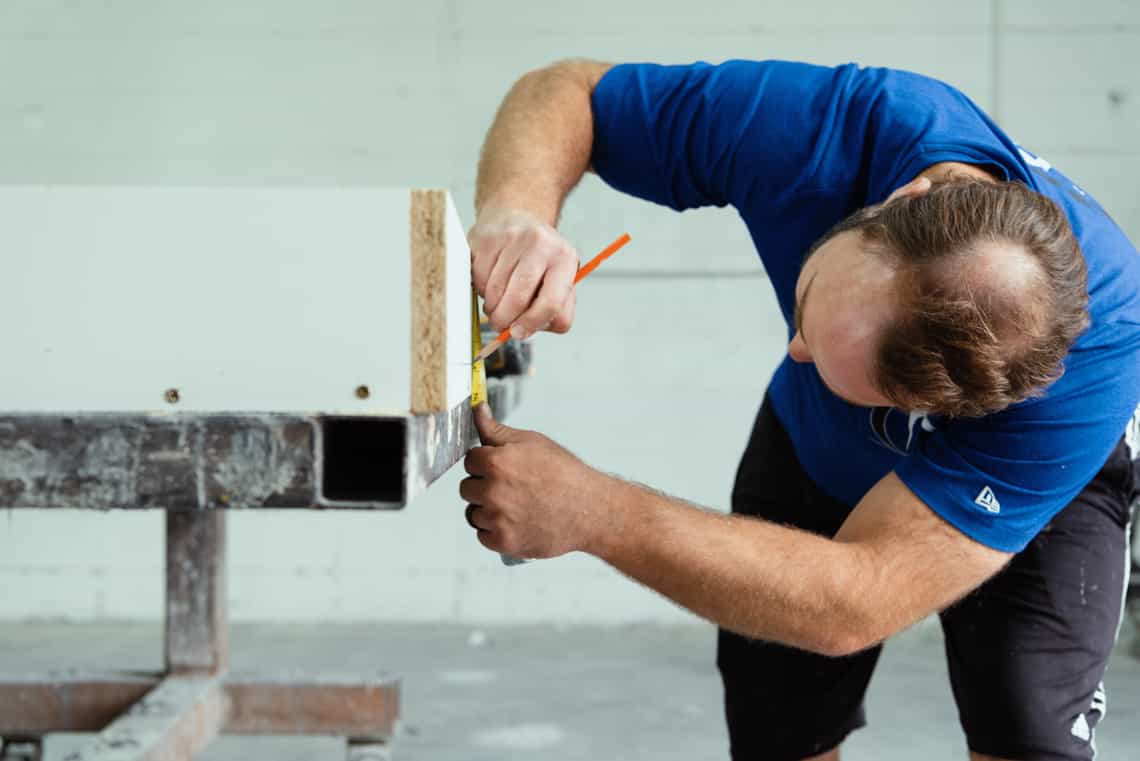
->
[885,176,933,203]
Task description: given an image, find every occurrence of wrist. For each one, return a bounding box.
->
[581,474,641,561]
[475,191,561,228]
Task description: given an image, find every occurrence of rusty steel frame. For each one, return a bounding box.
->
[0,497,405,761]
[0,510,401,760]
[0,376,526,759]
[0,379,520,513]
[0,671,401,739]
[60,676,230,761]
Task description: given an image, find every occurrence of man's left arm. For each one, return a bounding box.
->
[607,470,1011,655]
[461,406,1011,657]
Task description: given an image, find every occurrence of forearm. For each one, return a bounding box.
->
[591,480,879,656]
[475,60,607,225]
[465,409,1011,654]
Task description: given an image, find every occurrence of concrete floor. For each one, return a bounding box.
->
[2,618,1138,760]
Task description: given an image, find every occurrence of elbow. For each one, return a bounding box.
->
[733,546,898,657]
[509,63,582,104]
[812,625,879,659]
[799,590,887,658]
[525,58,612,93]
[737,612,879,658]
[810,549,891,657]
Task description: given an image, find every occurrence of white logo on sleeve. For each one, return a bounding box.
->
[974,486,1001,514]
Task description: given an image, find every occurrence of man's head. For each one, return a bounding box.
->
[789,176,1089,417]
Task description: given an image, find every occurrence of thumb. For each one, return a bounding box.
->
[473,402,520,446]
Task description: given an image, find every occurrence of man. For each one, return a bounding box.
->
[459,59,1140,760]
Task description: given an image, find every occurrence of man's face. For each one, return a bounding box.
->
[789,229,898,408]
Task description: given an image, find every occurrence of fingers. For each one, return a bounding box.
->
[459,474,488,504]
[465,503,510,554]
[506,246,578,338]
[472,404,497,445]
[463,445,491,476]
[464,504,485,531]
[473,403,526,446]
[467,210,578,334]
[469,228,499,298]
[489,250,549,336]
[547,288,576,335]
[481,243,522,322]
[460,491,503,553]
[469,220,508,298]
[475,529,498,551]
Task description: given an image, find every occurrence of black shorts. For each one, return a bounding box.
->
[718,395,1135,761]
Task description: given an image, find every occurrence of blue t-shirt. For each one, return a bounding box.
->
[590,60,1140,552]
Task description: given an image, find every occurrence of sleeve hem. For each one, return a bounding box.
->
[880,146,1022,204]
[893,468,1031,554]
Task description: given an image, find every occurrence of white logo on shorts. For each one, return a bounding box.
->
[1071,712,1091,742]
[1125,402,1140,460]
[974,486,1001,514]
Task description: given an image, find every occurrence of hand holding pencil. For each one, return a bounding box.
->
[473,232,632,362]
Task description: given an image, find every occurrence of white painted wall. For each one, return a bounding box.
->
[1,0,1137,623]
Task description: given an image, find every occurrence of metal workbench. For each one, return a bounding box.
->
[0,360,527,761]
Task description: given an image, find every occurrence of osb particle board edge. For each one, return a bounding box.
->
[410,189,445,413]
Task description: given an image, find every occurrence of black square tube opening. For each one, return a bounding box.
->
[320,417,405,504]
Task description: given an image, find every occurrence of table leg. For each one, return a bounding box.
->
[165,511,228,675]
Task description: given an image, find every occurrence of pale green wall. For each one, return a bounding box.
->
[1,0,1136,623]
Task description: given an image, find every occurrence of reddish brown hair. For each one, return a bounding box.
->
[833,179,1089,417]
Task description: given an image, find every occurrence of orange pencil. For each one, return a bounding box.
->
[473,232,632,363]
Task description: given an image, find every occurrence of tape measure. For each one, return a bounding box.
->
[471,284,487,407]
[470,284,526,567]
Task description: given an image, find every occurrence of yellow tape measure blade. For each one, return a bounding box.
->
[471,286,487,407]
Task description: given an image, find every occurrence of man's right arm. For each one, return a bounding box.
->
[470,59,613,340]
[472,59,860,338]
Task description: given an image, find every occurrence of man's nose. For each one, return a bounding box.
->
[788,332,813,363]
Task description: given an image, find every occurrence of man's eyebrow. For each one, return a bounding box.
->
[794,272,818,341]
